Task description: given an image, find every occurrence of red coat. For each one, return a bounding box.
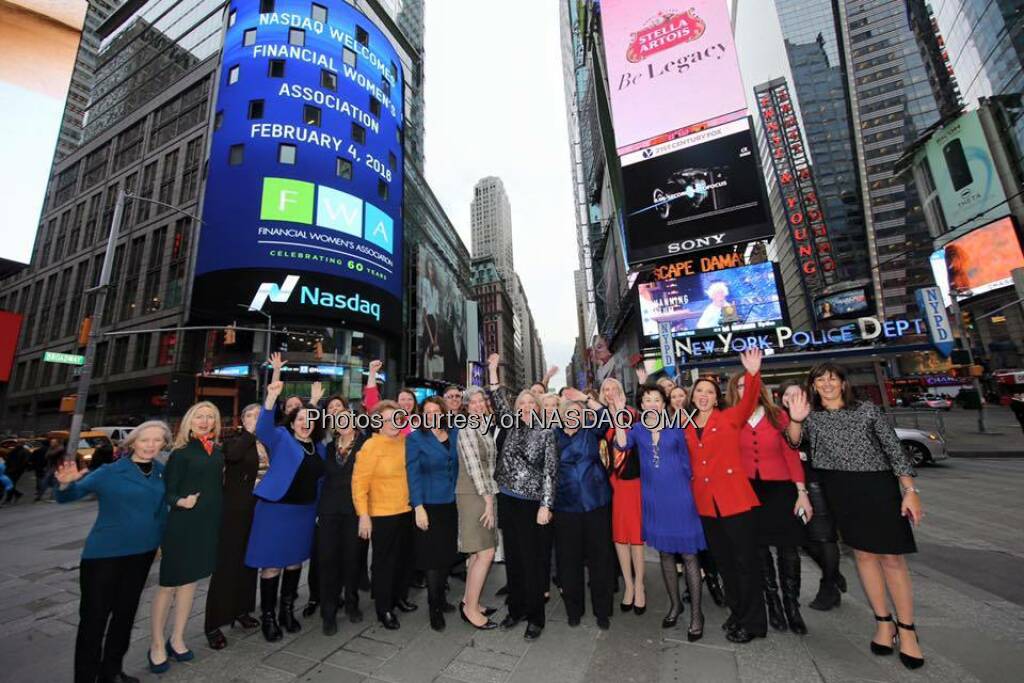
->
[685,372,762,518]
[739,410,804,483]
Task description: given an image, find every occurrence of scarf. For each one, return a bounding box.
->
[196,433,215,455]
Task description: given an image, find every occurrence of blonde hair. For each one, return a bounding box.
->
[599,377,626,406]
[174,401,222,448]
[514,389,538,415]
[123,420,172,451]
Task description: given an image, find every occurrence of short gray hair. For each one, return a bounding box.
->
[122,420,172,451]
[242,403,262,419]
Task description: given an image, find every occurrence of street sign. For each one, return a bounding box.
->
[44,351,86,366]
[658,321,675,371]
[915,287,954,357]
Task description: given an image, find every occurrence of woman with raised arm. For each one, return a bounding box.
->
[488,353,558,641]
[245,366,327,643]
[150,402,224,671]
[362,359,417,436]
[601,376,645,615]
[778,381,847,611]
[684,349,766,644]
[316,395,369,634]
[352,401,417,629]
[456,387,500,630]
[727,373,812,636]
[612,385,706,641]
[56,421,171,683]
[787,364,925,669]
[554,388,615,630]
[203,403,263,650]
[407,396,460,631]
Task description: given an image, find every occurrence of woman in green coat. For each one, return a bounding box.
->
[148,401,224,672]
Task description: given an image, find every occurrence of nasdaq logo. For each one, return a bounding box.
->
[249,274,300,311]
[260,177,393,253]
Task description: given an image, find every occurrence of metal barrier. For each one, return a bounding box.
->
[883,409,946,436]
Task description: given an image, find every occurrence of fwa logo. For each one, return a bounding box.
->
[248,274,382,321]
[260,177,394,253]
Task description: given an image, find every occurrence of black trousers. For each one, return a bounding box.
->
[307,524,320,602]
[702,512,767,636]
[319,513,361,619]
[554,505,614,620]
[370,512,413,617]
[75,550,156,683]
[498,494,548,628]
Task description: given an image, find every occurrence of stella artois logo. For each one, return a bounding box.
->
[626,9,706,63]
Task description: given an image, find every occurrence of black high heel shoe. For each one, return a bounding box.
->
[687,612,705,642]
[205,629,227,650]
[870,614,896,656]
[896,621,925,670]
[460,603,497,630]
[662,607,682,629]
[620,599,634,612]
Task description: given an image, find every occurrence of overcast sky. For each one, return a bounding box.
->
[423,0,788,389]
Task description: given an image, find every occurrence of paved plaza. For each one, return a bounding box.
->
[1,453,1023,682]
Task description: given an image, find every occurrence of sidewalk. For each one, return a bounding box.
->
[2,461,1023,681]
[891,405,1024,457]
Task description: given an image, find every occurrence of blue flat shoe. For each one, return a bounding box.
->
[148,650,170,674]
[166,638,194,662]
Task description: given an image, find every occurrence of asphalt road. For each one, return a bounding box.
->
[0,457,1022,682]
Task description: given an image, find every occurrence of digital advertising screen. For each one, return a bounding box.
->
[0,1,88,275]
[936,217,1024,302]
[638,260,785,338]
[192,0,404,334]
[599,0,747,154]
[814,287,871,321]
[621,120,774,264]
[919,109,1007,233]
[417,245,468,385]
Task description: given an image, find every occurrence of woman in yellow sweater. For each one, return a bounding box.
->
[352,400,417,629]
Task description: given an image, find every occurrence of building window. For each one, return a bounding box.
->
[120,236,146,320]
[356,25,369,47]
[93,342,108,378]
[351,123,366,144]
[321,69,337,91]
[179,137,203,203]
[278,144,297,164]
[311,3,327,22]
[378,179,388,200]
[228,9,237,27]
[214,110,223,130]
[343,47,357,68]
[133,333,151,370]
[229,144,245,165]
[289,28,304,46]
[228,65,240,84]
[142,226,166,313]
[248,99,265,119]
[388,151,397,170]
[243,28,256,47]
[336,157,353,180]
[303,105,321,127]
[156,150,178,214]
[112,121,144,171]
[268,59,285,77]
[157,332,177,366]
[382,78,391,98]
[111,337,129,375]
[260,0,275,13]
[369,96,381,117]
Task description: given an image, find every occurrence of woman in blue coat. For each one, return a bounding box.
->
[406,396,460,631]
[554,389,615,630]
[246,372,327,642]
[55,421,171,683]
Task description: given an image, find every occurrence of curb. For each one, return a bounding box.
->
[948,451,1024,458]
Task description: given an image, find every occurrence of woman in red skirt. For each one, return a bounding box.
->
[600,378,646,614]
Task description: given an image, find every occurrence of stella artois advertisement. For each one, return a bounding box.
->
[599,0,747,154]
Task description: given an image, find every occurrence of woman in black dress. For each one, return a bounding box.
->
[317,395,369,634]
[787,363,925,669]
[204,403,262,649]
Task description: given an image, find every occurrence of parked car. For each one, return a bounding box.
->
[43,431,116,468]
[92,426,136,446]
[895,427,947,467]
[910,394,953,411]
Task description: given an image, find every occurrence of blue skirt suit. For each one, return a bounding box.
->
[622,425,706,555]
[245,409,327,569]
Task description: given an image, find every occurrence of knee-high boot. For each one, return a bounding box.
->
[260,575,283,642]
[761,547,786,631]
[279,568,303,633]
[779,546,807,634]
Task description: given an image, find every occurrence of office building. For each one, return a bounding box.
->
[470,176,514,279]
[470,256,518,387]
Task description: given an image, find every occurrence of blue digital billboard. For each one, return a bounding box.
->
[192,0,404,334]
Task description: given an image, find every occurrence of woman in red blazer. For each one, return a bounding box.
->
[727,374,813,637]
[684,349,766,643]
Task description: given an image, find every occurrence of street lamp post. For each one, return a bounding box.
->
[238,303,272,396]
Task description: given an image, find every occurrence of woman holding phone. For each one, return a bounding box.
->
[787,363,924,670]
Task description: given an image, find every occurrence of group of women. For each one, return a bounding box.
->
[57,348,926,682]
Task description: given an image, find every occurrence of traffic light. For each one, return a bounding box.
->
[224,323,236,345]
[960,309,973,330]
[77,317,92,347]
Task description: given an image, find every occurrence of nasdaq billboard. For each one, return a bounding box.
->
[192,0,404,334]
